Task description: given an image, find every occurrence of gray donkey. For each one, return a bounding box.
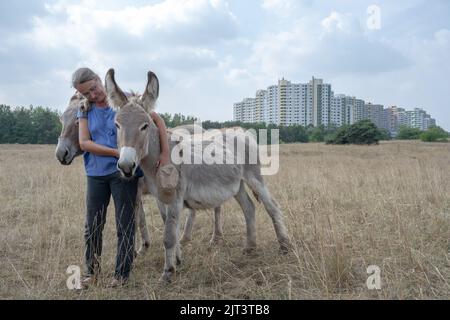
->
[106,69,291,283]
[54,94,221,256]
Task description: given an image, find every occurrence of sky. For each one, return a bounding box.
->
[0,0,449,130]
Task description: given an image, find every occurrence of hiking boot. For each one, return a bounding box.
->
[79,274,98,289]
[107,276,129,288]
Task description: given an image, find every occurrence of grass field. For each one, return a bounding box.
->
[0,141,449,299]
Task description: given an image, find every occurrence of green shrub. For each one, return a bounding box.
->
[397,126,422,140]
[326,120,382,145]
[420,126,448,142]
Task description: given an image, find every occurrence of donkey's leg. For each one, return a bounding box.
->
[157,200,167,224]
[209,207,223,245]
[161,200,183,283]
[180,209,196,244]
[244,172,291,252]
[234,182,257,253]
[135,191,150,255]
[157,200,181,266]
[175,217,182,266]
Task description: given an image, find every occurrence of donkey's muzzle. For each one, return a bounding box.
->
[118,147,138,178]
[117,162,136,178]
[56,147,70,165]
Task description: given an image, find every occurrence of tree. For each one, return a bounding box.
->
[0,105,61,144]
[397,126,422,140]
[0,105,15,143]
[13,107,33,144]
[420,126,448,142]
[378,128,391,141]
[279,125,308,143]
[307,125,325,142]
[30,106,62,144]
[326,120,382,145]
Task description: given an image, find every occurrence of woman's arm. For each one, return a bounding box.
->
[150,111,170,167]
[79,118,120,158]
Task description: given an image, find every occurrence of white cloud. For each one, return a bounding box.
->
[262,0,294,10]
[3,0,238,89]
[245,11,409,83]
[225,68,251,82]
[31,0,237,46]
[434,28,450,46]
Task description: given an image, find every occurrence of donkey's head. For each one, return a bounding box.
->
[105,68,159,178]
[55,93,86,165]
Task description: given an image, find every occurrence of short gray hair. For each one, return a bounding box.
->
[71,67,99,88]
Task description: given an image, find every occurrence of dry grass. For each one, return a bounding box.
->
[0,141,449,300]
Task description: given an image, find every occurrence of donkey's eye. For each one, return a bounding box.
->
[115,123,120,130]
[141,124,149,131]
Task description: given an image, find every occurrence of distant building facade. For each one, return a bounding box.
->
[233,77,437,136]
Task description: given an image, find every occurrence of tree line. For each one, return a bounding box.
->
[0,105,61,144]
[0,105,447,145]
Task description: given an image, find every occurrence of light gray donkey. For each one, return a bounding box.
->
[106,69,291,283]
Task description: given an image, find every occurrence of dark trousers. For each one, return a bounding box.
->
[84,171,138,279]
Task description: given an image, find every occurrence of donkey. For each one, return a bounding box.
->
[106,69,291,283]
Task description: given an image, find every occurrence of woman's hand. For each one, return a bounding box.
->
[157,151,170,170]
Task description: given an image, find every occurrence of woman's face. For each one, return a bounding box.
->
[76,78,107,104]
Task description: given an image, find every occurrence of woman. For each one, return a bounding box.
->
[73,67,170,288]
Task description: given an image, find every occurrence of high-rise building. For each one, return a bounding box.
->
[233,77,437,134]
[233,77,332,127]
[309,77,332,127]
[385,106,406,136]
[331,95,366,125]
[365,103,386,129]
[233,98,255,123]
[254,89,267,123]
[406,108,436,131]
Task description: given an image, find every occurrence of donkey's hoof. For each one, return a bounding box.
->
[279,240,293,254]
[180,236,191,245]
[137,242,150,255]
[160,269,175,284]
[209,236,223,247]
[242,246,257,255]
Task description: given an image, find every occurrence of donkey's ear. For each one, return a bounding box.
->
[105,68,128,108]
[71,92,82,102]
[141,71,159,112]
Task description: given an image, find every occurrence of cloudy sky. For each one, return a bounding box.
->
[0,0,449,130]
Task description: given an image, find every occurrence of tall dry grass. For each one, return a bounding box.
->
[0,141,449,299]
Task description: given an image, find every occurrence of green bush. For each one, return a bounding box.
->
[397,126,422,140]
[326,120,382,145]
[378,128,392,141]
[420,126,448,142]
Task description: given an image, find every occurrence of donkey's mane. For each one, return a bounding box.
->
[126,90,156,113]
